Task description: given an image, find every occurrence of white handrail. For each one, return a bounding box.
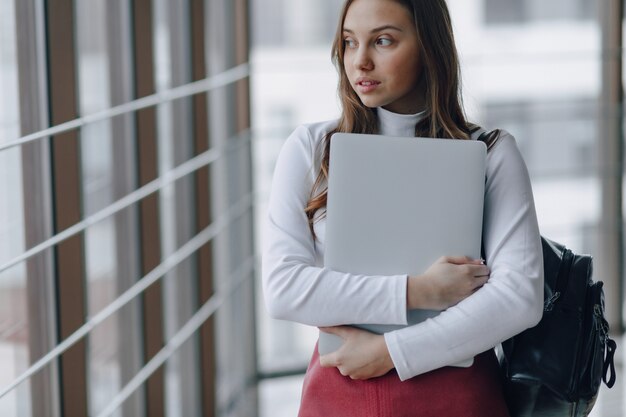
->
[0,130,250,275]
[0,192,255,400]
[0,63,249,152]
[95,256,256,417]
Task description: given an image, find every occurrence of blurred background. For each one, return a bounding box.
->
[0,0,624,416]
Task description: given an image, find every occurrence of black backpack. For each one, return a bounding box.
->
[478,129,617,417]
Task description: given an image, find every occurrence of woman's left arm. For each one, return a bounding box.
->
[322,131,544,381]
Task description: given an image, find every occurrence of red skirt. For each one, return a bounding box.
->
[299,343,510,417]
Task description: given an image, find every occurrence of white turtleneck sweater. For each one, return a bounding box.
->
[262,107,544,381]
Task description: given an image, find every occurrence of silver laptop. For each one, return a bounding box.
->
[319,132,487,367]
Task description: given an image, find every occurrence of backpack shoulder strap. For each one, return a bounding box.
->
[476,128,502,152]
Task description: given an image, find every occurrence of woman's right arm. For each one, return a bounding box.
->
[263,125,486,326]
[262,125,409,327]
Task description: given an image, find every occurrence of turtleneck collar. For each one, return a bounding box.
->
[377,106,426,137]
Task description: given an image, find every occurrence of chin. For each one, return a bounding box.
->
[358,97,383,109]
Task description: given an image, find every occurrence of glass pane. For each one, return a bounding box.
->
[449,0,601,254]
[153,0,202,414]
[484,0,594,24]
[0,0,30,415]
[0,265,29,417]
[208,2,258,415]
[251,0,341,377]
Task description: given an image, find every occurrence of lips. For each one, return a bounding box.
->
[355,77,381,93]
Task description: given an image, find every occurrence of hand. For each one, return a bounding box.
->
[407,256,489,310]
[318,326,394,380]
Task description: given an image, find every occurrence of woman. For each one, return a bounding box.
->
[262,0,544,415]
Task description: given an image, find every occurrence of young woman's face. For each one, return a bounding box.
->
[342,0,424,114]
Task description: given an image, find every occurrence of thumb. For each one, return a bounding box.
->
[319,351,339,368]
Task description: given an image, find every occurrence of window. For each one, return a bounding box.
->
[484,99,597,178]
[0,0,255,416]
[485,0,594,24]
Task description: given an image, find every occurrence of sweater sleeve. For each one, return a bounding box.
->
[262,125,409,327]
[384,131,544,381]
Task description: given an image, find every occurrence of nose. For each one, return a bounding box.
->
[354,46,373,71]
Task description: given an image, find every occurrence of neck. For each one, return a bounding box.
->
[377,107,425,137]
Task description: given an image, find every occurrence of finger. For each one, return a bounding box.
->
[319,353,339,368]
[471,265,490,277]
[318,325,352,339]
[441,255,471,264]
[465,257,486,265]
[462,264,489,277]
[472,276,489,290]
[443,255,478,265]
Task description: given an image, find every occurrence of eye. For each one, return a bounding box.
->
[344,38,357,49]
[376,37,393,46]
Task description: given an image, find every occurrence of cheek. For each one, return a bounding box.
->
[392,55,421,88]
[343,55,355,78]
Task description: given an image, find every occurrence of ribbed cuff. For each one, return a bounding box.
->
[391,274,409,325]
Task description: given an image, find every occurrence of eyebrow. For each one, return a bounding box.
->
[343,25,404,34]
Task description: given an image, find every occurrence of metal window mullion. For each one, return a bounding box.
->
[234,0,250,134]
[206,1,241,414]
[234,0,259,414]
[161,0,202,415]
[45,0,88,416]
[599,0,624,332]
[131,0,165,415]
[15,0,61,415]
[190,0,216,415]
[220,1,258,415]
[106,1,145,416]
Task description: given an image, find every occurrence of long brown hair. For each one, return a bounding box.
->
[305,0,473,237]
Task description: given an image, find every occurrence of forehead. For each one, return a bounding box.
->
[343,0,413,31]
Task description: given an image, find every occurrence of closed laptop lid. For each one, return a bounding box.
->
[324,133,486,276]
